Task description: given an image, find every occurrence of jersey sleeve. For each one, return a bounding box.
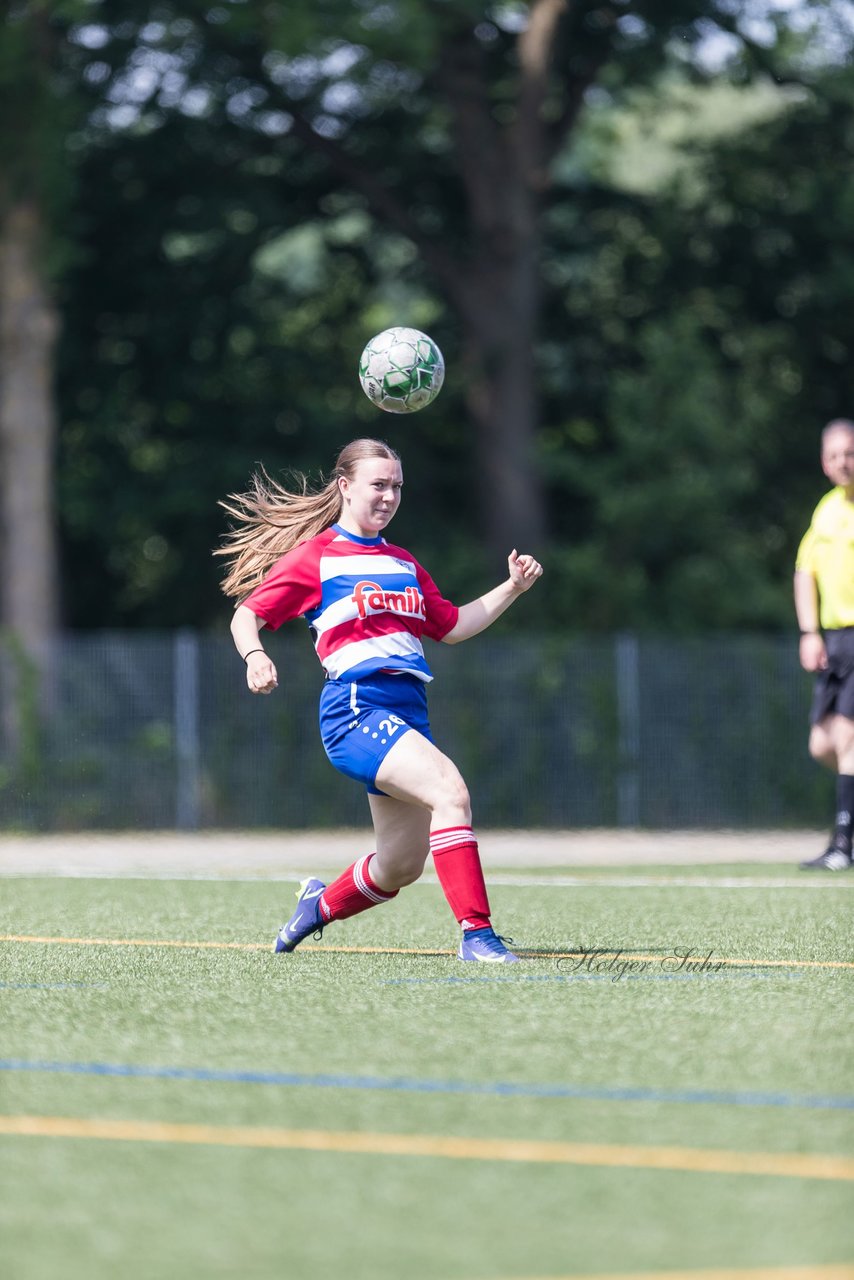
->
[795,497,825,574]
[241,538,323,630]
[795,524,817,575]
[412,559,459,641]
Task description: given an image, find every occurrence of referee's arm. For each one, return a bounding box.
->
[794,570,826,672]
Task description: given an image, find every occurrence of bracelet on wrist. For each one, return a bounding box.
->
[799,629,819,637]
[242,648,267,663]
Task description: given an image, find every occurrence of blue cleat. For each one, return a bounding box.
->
[274,878,327,953]
[458,926,520,963]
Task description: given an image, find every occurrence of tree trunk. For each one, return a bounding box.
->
[460,255,546,559]
[0,197,60,647]
[432,7,560,563]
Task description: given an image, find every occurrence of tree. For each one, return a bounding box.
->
[67,0,825,570]
[0,1,73,650]
[537,57,854,629]
[12,0,847,631]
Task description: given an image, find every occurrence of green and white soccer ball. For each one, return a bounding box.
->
[358,327,445,414]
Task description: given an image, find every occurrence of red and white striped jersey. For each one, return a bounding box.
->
[242,524,459,682]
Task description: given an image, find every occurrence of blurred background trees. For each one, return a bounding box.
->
[2,0,853,636]
[0,0,83,647]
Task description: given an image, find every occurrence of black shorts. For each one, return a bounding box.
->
[810,628,854,724]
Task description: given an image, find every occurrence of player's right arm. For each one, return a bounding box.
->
[794,519,826,672]
[229,535,327,695]
[231,605,279,694]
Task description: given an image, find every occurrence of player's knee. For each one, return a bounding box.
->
[833,721,854,758]
[389,849,430,890]
[377,847,428,889]
[394,861,425,888]
[440,772,471,821]
[808,728,835,766]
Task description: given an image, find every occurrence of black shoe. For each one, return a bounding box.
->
[799,846,853,871]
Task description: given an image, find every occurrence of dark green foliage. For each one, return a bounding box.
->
[38,2,854,629]
[539,67,854,629]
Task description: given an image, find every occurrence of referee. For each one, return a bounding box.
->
[794,418,854,870]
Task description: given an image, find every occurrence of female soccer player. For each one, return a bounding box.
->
[217,437,543,961]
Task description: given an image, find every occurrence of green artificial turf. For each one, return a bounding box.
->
[1,868,853,1280]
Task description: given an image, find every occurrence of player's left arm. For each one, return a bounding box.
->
[442,550,543,644]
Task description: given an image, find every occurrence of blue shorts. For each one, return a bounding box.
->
[319,672,433,795]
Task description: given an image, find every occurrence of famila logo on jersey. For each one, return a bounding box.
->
[351,580,427,620]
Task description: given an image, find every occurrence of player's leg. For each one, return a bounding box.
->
[828,712,854,772]
[367,792,431,890]
[801,711,854,870]
[306,794,431,934]
[375,730,519,962]
[804,650,850,870]
[276,700,432,953]
[828,712,854,861]
[277,675,517,958]
[275,796,432,954]
[274,835,405,953]
[808,718,837,770]
[374,725,470,824]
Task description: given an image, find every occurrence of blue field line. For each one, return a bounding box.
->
[1,1058,852,1111]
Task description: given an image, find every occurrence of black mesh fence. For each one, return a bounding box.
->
[0,631,828,831]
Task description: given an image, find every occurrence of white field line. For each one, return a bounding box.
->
[0,827,833,875]
[0,869,850,889]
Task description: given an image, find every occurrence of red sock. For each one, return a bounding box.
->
[430,826,491,930]
[319,854,398,923]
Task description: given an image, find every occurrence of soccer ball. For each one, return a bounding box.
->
[358,327,445,414]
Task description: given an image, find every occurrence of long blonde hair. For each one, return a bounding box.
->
[216,438,402,601]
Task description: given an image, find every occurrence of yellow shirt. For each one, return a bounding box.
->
[795,487,854,629]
